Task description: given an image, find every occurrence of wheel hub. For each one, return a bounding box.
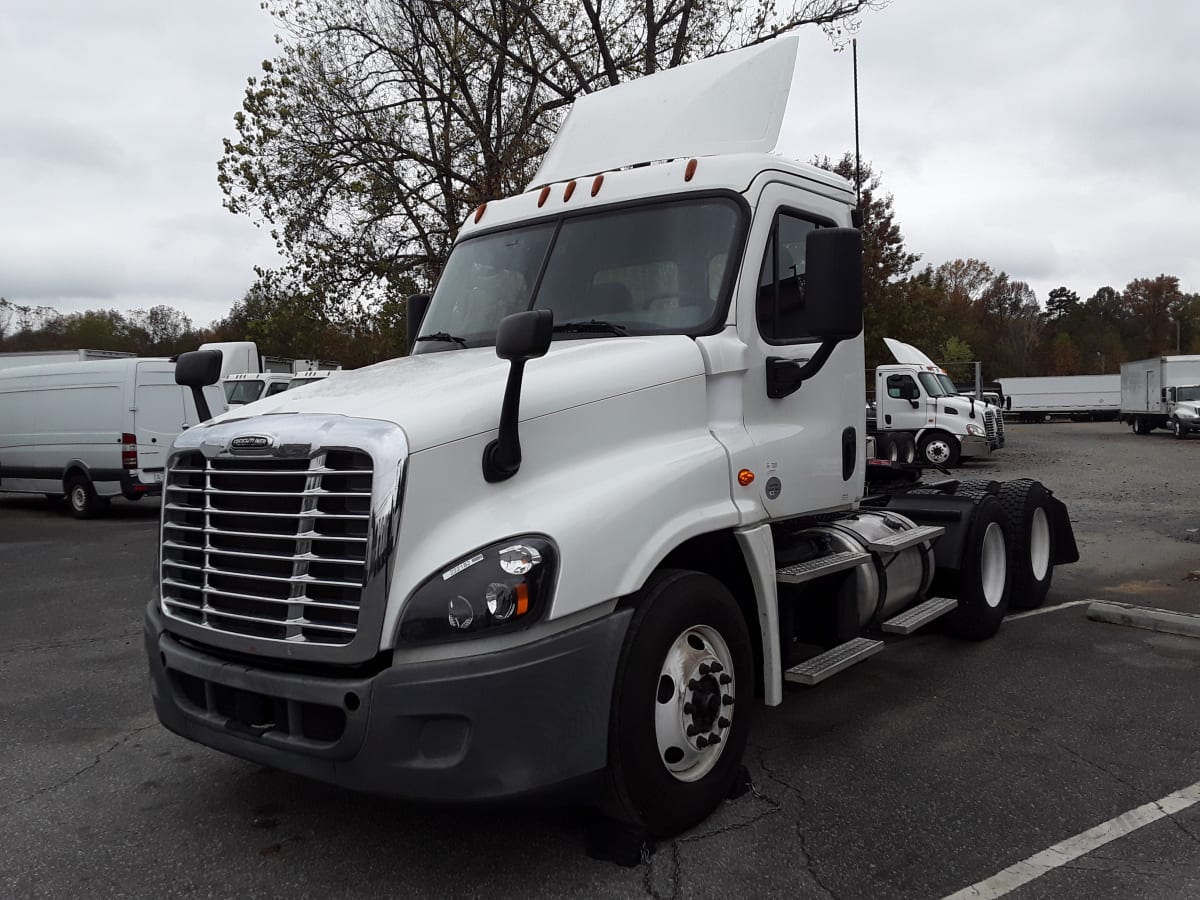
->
[655,626,735,782]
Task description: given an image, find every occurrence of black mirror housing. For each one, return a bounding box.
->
[901,382,920,401]
[175,349,223,388]
[496,308,553,361]
[406,293,431,352]
[804,227,863,341]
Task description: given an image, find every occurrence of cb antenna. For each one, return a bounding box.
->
[853,37,861,209]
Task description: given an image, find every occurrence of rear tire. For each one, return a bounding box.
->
[875,433,898,462]
[66,474,104,519]
[996,480,1055,609]
[943,495,1010,639]
[603,569,753,838]
[918,431,961,468]
[893,433,917,464]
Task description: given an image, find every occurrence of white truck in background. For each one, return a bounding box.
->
[1120,355,1200,437]
[0,348,137,369]
[998,374,1121,422]
[145,39,1078,838]
[871,338,1003,466]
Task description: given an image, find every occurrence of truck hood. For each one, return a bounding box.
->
[206,335,706,452]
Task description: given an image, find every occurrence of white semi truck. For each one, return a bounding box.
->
[872,338,1003,466]
[1120,355,1200,437]
[145,39,1078,837]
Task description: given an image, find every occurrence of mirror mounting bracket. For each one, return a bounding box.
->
[766,340,839,399]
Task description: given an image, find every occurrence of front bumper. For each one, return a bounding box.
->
[145,602,632,802]
[959,435,992,459]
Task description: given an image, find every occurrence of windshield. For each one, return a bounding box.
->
[414,197,744,351]
[1178,386,1200,402]
[919,372,949,397]
[937,374,958,394]
[225,380,264,404]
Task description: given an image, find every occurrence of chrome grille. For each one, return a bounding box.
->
[996,408,1006,445]
[983,409,997,442]
[161,449,374,646]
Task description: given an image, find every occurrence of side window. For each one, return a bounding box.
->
[265,382,289,397]
[886,374,918,399]
[756,212,819,342]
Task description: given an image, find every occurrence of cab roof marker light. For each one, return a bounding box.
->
[563,180,577,202]
[684,158,698,181]
[474,203,487,223]
[537,185,551,207]
[591,174,604,196]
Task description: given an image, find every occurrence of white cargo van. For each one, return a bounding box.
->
[0,358,201,516]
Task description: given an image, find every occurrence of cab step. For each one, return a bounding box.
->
[776,550,870,585]
[784,637,884,686]
[880,596,958,635]
[864,525,945,554]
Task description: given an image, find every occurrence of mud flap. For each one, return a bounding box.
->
[1047,493,1080,564]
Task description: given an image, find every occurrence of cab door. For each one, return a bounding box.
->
[737,181,864,519]
[879,370,927,432]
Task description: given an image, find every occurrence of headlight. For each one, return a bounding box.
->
[966,423,985,437]
[398,536,557,643]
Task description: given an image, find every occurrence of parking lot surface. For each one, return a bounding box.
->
[2,422,1197,899]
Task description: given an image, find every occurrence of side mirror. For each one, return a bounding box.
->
[496,308,554,361]
[175,349,223,422]
[900,382,920,401]
[765,227,862,399]
[406,293,432,352]
[482,309,554,482]
[804,227,863,341]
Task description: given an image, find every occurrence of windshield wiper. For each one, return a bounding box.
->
[552,319,629,336]
[415,331,468,348]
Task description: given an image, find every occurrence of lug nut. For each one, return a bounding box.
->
[707,733,721,745]
[683,702,693,715]
[719,674,732,685]
[718,717,730,729]
[698,663,710,676]
[696,736,708,748]
[686,724,699,737]
[688,679,700,690]
[709,662,723,674]
[722,695,734,706]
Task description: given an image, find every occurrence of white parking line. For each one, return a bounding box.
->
[941,780,1200,899]
[1006,599,1094,621]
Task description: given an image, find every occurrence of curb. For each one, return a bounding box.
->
[1086,600,1200,640]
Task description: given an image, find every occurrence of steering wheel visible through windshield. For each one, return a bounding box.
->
[413,196,745,351]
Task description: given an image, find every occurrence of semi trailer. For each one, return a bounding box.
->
[144,38,1078,838]
[1120,356,1200,437]
[998,375,1121,422]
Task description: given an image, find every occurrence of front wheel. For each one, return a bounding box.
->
[604,569,753,838]
[1173,418,1187,439]
[918,431,961,468]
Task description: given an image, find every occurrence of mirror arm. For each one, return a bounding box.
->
[766,340,839,399]
[482,359,528,482]
[190,387,212,423]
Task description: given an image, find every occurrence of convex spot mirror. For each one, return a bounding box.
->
[496,308,553,361]
[175,349,223,388]
[804,227,863,341]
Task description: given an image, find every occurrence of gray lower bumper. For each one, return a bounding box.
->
[959,435,992,458]
[145,602,632,802]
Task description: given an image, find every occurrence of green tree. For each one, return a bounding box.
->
[942,335,973,363]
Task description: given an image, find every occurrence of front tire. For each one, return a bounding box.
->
[604,569,753,838]
[918,431,961,468]
[1173,418,1186,439]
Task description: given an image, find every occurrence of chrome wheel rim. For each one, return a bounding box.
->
[981,521,1007,608]
[71,486,86,512]
[655,625,735,783]
[925,440,952,464]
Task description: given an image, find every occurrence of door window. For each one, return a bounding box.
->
[756,212,824,343]
[265,382,289,397]
[886,374,919,399]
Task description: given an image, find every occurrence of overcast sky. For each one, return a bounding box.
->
[2,0,1198,327]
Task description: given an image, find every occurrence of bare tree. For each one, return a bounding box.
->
[219,0,889,314]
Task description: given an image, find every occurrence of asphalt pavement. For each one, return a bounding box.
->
[1,422,1197,899]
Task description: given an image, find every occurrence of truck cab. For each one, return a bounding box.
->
[146,37,1076,839]
[1166,384,1200,437]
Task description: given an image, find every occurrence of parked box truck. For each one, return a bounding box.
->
[1120,356,1200,437]
[998,375,1121,422]
[145,39,1079,838]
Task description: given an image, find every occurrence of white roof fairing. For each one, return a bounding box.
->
[529,36,800,188]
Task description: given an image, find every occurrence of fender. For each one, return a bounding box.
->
[733,523,783,707]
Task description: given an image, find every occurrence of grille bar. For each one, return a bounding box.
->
[160,449,374,647]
